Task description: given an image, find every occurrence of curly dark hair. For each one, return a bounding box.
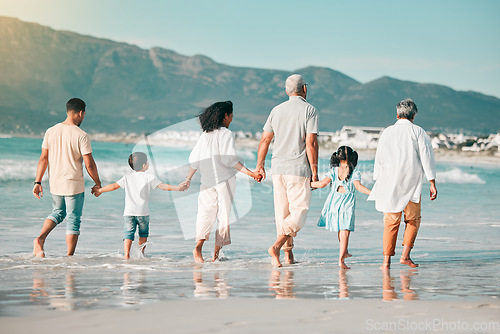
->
[198,101,233,132]
[330,146,358,180]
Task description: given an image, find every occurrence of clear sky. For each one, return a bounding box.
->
[1,0,499,98]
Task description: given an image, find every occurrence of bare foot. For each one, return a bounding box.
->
[268,246,282,267]
[380,263,390,270]
[400,257,419,268]
[339,261,350,269]
[33,238,45,258]
[193,248,204,263]
[284,250,296,265]
[123,254,130,260]
[212,246,221,262]
[346,252,352,258]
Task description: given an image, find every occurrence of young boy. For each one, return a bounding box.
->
[95,152,186,259]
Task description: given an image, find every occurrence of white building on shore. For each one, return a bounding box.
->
[87,126,499,154]
[318,126,385,149]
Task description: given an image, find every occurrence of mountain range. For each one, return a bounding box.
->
[1,16,499,136]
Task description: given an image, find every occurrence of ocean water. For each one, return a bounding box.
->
[0,137,499,316]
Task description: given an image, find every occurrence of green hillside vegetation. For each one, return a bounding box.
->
[1,16,499,136]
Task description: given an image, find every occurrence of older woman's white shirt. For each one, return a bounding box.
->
[189,127,240,187]
[368,119,436,213]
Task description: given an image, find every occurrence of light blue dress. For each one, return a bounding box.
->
[317,167,361,232]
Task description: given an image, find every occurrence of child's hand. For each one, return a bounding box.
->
[178,182,189,191]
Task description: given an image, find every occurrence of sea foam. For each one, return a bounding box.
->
[0,160,42,181]
[0,159,187,182]
[437,168,485,184]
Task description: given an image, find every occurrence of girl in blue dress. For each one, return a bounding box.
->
[311,146,371,269]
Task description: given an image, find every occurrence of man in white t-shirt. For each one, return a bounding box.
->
[95,152,186,259]
[33,98,102,257]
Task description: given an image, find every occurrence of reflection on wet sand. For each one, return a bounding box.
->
[338,268,349,299]
[30,270,77,311]
[121,271,146,305]
[400,269,418,300]
[193,270,231,298]
[30,272,49,302]
[382,268,398,301]
[382,268,418,301]
[269,270,295,299]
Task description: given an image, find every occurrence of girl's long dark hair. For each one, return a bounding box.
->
[330,146,358,180]
[198,101,233,132]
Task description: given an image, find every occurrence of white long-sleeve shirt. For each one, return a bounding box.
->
[368,119,436,213]
[189,127,240,187]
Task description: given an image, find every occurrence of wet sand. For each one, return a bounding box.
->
[2,298,499,334]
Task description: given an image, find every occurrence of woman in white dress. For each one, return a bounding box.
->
[183,101,262,263]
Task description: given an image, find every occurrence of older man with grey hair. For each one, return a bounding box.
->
[256,74,319,267]
[368,98,437,269]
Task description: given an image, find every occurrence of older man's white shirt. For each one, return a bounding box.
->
[368,119,436,213]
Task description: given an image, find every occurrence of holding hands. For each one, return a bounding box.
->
[92,183,117,197]
[91,181,188,197]
[179,179,191,191]
[311,173,319,190]
[250,170,263,183]
[182,163,264,188]
[255,165,266,182]
[176,181,189,191]
[91,184,102,197]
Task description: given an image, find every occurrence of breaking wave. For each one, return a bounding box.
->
[437,168,485,184]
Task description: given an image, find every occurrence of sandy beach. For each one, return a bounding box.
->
[2,298,499,334]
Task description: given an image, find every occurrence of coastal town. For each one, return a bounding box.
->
[87,126,500,158]
[315,126,500,154]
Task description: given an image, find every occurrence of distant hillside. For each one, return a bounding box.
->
[1,16,499,136]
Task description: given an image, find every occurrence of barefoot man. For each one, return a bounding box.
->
[256,74,319,267]
[368,99,437,269]
[32,98,101,257]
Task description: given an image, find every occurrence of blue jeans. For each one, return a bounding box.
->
[123,216,150,240]
[47,192,85,235]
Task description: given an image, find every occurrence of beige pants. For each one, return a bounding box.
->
[272,175,312,251]
[196,176,236,247]
[383,200,421,256]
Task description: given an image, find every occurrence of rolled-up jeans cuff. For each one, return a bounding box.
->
[46,216,59,225]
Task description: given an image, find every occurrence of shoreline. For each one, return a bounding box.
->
[2,298,499,333]
[3,133,500,165]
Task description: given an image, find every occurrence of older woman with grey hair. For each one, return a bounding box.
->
[368,98,437,269]
[396,98,419,119]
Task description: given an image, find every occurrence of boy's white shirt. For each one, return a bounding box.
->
[116,171,162,216]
